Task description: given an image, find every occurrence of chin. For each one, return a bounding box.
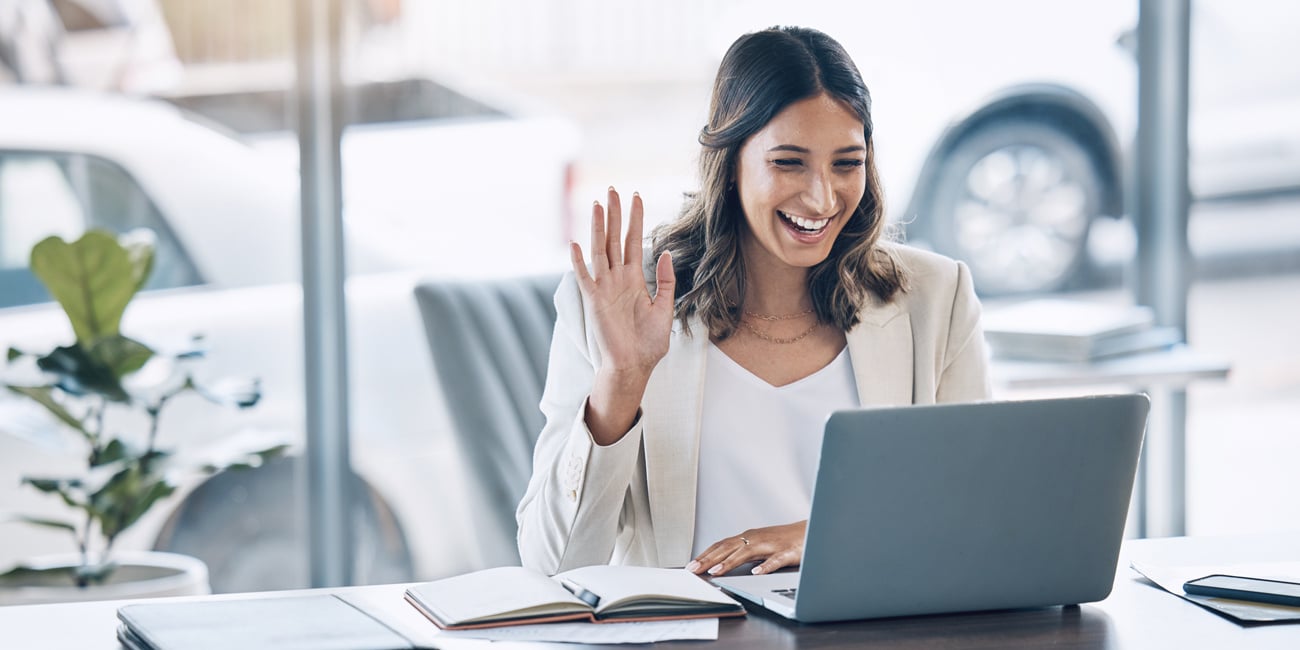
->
[781,247,835,269]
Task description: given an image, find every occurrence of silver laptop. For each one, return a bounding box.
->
[712,394,1149,622]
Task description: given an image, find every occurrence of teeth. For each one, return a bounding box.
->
[781,212,830,232]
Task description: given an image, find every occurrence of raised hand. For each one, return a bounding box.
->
[572,188,676,445]
[686,521,807,576]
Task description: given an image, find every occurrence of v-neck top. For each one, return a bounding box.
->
[691,342,860,557]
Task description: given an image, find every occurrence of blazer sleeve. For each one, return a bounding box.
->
[515,272,645,574]
[936,260,993,403]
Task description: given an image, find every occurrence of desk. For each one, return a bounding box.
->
[991,345,1231,538]
[1,532,1295,649]
[991,345,1229,390]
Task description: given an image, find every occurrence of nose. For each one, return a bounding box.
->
[802,170,836,215]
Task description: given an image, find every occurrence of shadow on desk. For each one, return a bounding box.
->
[726,602,1115,649]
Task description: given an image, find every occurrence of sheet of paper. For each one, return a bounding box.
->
[435,618,719,644]
[1130,560,1300,622]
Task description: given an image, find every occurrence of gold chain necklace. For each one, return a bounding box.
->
[740,318,820,344]
[743,308,814,322]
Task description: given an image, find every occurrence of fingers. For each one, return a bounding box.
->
[605,187,623,267]
[591,188,644,274]
[625,192,644,269]
[687,535,754,576]
[752,548,800,575]
[653,251,675,305]
[589,200,608,272]
[687,523,805,576]
[570,241,593,291]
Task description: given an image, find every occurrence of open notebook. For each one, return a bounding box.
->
[404,565,744,630]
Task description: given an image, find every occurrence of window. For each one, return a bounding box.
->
[0,151,202,309]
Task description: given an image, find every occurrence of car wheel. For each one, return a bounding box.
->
[151,455,414,592]
[922,120,1105,295]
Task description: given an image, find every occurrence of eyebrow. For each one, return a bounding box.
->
[767,144,866,154]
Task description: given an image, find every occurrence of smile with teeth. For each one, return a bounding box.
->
[779,211,831,233]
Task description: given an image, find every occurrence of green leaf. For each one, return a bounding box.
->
[35,345,129,403]
[21,477,86,510]
[92,465,174,543]
[22,478,69,493]
[5,515,78,535]
[90,438,131,467]
[89,335,154,380]
[29,231,153,346]
[4,384,91,439]
[193,377,262,408]
[6,347,22,362]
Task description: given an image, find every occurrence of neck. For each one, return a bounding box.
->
[742,257,813,317]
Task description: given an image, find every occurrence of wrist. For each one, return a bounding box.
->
[594,365,654,391]
[586,368,651,446]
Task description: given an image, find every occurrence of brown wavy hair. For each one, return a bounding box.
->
[651,26,904,339]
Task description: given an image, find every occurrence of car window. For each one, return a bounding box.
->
[0,150,203,309]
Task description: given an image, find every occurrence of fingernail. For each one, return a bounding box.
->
[608,185,616,192]
[707,564,723,575]
[752,565,765,575]
[633,191,640,197]
[685,561,700,573]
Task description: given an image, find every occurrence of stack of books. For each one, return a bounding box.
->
[981,299,1182,363]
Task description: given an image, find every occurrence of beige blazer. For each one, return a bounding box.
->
[516,244,992,575]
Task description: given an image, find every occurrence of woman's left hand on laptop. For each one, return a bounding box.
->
[686,521,807,576]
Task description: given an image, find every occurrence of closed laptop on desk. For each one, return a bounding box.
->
[713,394,1149,622]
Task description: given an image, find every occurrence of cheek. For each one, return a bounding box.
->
[841,173,867,197]
[738,174,780,214]
[839,177,867,211]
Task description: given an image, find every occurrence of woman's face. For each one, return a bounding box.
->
[733,93,867,273]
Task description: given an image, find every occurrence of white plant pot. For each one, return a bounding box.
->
[0,551,209,606]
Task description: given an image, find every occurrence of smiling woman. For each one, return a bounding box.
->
[515,26,992,580]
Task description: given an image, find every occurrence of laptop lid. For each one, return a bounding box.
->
[790,394,1148,622]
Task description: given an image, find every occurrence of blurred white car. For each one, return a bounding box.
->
[0,84,578,583]
[719,0,1300,293]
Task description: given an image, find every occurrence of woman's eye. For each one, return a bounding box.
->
[772,158,803,168]
[835,159,865,169]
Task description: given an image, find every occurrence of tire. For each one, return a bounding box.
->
[151,456,414,592]
[922,120,1105,295]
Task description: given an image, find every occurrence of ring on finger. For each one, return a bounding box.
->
[739,536,750,545]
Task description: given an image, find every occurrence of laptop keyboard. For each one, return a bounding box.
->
[771,588,797,599]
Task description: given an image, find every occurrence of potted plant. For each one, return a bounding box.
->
[0,229,286,605]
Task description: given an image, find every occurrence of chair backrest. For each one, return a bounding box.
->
[413,273,562,566]
[153,456,414,592]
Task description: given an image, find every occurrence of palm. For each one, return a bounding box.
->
[572,189,676,375]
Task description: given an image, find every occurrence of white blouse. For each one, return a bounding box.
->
[691,343,861,558]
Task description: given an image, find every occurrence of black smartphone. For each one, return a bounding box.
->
[1183,574,1300,608]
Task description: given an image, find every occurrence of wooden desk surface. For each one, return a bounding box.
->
[2,532,1297,649]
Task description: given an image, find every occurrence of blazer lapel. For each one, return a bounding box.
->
[640,317,708,567]
[847,297,914,407]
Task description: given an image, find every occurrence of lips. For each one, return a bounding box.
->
[777,210,835,245]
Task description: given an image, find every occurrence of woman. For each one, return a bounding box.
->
[516,26,990,577]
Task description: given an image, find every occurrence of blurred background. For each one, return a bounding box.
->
[0,0,1297,594]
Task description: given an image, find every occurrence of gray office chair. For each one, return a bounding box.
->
[153,455,414,592]
[413,273,562,567]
